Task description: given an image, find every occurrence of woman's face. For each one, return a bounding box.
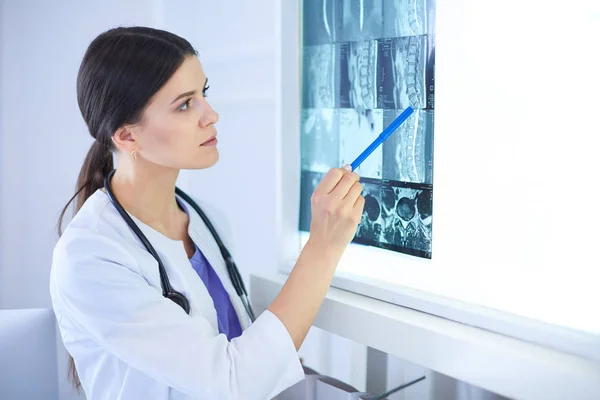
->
[122,55,220,170]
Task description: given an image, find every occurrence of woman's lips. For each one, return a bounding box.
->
[200,136,217,146]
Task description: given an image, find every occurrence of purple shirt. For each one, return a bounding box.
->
[178,200,243,341]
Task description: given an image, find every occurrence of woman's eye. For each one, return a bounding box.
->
[178,99,192,111]
[202,85,210,98]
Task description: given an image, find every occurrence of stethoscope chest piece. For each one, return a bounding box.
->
[166,291,191,315]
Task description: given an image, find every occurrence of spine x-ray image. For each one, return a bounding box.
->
[339,40,378,110]
[299,0,436,260]
[377,35,432,110]
[382,0,434,38]
[303,0,337,45]
[335,0,384,43]
[302,44,338,109]
[382,109,434,184]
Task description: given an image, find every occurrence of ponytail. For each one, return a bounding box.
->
[75,140,113,213]
[55,140,112,392]
[57,140,113,236]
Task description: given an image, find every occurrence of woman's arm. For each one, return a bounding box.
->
[268,167,364,349]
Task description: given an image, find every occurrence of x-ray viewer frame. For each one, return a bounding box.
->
[275,0,600,367]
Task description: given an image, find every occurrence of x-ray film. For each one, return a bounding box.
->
[382,0,435,38]
[339,108,383,179]
[355,179,433,258]
[382,109,434,184]
[303,0,336,45]
[300,0,436,260]
[339,40,378,110]
[298,170,325,232]
[301,109,340,173]
[377,35,431,110]
[335,0,384,42]
[302,44,337,109]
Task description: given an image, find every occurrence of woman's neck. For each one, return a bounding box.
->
[108,160,184,236]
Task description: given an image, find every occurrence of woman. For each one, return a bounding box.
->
[51,26,364,400]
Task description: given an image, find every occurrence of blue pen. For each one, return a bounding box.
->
[349,106,415,172]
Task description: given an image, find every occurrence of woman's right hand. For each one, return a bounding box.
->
[308,165,365,254]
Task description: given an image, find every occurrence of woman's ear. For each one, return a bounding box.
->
[111,125,138,153]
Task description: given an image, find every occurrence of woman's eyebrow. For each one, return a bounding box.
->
[169,78,208,105]
[170,90,196,105]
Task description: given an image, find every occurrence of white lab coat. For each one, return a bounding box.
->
[49,188,305,400]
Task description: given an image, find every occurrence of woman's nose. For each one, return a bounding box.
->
[200,98,219,126]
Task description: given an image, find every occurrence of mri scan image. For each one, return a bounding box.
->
[301,108,340,173]
[339,108,383,179]
[355,179,433,258]
[303,0,336,45]
[303,44,337,109]
[382,0,434,38]
[335,0,384,42]
[355,179,384,243]
[300,0,436,259]
[339,40,378,110]
[377,35,430,110]
[382,109,434,184]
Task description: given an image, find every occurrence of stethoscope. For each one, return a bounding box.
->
[103,169,256,322]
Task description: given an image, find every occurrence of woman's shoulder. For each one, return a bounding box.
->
[55,189,117,250]
[59,188,107,230]
[51,189,140,287]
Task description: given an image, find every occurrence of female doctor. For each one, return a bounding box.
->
[50,26,365,400]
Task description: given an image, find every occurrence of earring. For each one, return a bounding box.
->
[131,150,137,161]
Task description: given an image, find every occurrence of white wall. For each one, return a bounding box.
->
[0,0,3,274]
[1,1,160,399]
[0,1,512,399]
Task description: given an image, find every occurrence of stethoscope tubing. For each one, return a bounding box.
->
[104,169,256,322]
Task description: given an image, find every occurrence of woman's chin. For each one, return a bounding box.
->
[193,151,219,170]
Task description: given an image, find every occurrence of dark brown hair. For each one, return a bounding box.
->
[56,26,197,392]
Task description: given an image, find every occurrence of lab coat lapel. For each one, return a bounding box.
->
[183,198,251,331]
[123,211,220,332]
